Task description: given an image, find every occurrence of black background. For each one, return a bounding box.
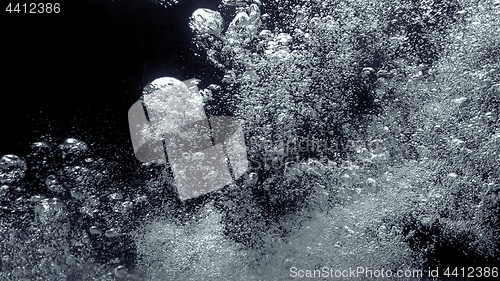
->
[1,0,222,159]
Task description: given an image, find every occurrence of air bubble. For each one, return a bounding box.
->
[120,201,134,214]
[192,151,206,162]
[89,226,103,235]
[248,3,260,21]
[307,159,326,175]
[133,195,148,204]
[31,141,50,149]
[362,67,376,79]
[207,84,221,91]
[58,138,88,162]
[182,152,192,161]
[82,233,90,244]
[105,228,121,238]
[259,29,272,39]
[45,174,65,193]
[228,11,250,31]
[276,33,292,45]
[28,141,52,165]
[204,170,218,181]
[341,173,352,183]
[284,166,298,178]
[1,185,10,198]
[0,154,27,184]
[365,178,378,193]
[222,70,236,84]
[70,188,85,200]
[362,67,376,74]
[488,84,500,95]
[189,8,224,37]
[109,192,124,200]
[376,69,390,77]
[34,198,67,223]
[65,255,80,266]
[114,265,128,278]
[246,172,258,186]
[309,17,321,29]
[11,267,24,278]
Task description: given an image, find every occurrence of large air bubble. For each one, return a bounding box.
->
[189,8,224,37]
[0,154,27,184]
[58,138,88,163]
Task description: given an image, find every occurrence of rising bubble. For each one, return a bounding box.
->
[0,154,27,184]
[189,8,224,37]
[58,138,88,163]
[45,174,65,193]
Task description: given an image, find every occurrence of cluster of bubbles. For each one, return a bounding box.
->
[188,0,397,215]
[0,138,155,279]
[0,154,27,185]
[156,0,180,8]
[183,0,500,278]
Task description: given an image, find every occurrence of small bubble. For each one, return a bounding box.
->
[89,226,103,235]
[45,174,65,193]
[270,157,283,169]
[34,198,67,223]
[309,17,321,29]
[259,29,272,39]
[488,84,500,95]
[307,160,326,175]
[362,67,376,74]
[65,255,80,266]
[276,33,292,45]
[228,11,250,31]
[119,201,134,214]
[1,185,10,197]
[82,234,90,244]
[133,195,148,203]
[29,194,45,202]
[0,154,27,184]
[192,151,206,162]
[182,152,191,161]
[248,3,260,21]
[284,161,297,172]
[11,267,24,278]
[341,173,352,182]
[222,70,237,84]
[114,265,128,278]
[105,228,121,238]
[70,188,85,200]
[204,170,217,181]
[58,138,88,162]
[453,97,470,108]
[246,172,258,185]
[376,69,390,78]
[62,223,71,232]
[366,178,378,193]
[109,192,124,200]
[208,84,221,92]
[28,141,52,165]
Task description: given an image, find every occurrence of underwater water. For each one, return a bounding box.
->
[2,0,499,280]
